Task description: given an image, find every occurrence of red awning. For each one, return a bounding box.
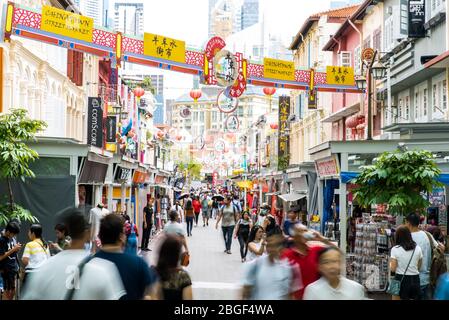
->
[425,50,449,69]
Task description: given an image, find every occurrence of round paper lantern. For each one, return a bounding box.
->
[189,89,202,103]
[133,87,145,98]
[345,116,357,129]
[263,87,276,96]
[176,135,183,141]
[270,123,278,130]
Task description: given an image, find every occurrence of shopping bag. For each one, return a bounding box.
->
[386,279,401,296]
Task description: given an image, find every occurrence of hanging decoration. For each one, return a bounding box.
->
[217,90,239,113]
[195,136,205,150]
[133,87,145,102]
[180,107,191,118]
[189,89,202,103]
[270,123,279,130]
[214,139,226,153]
[225,115,239,133]
[214,50,238,87]
[228,52,247,98]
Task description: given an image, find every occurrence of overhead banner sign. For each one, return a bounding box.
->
[408,0,426,38]
[144,33,186,63]
[87,97,103,148]
[41,6,93,43]
[326,66,355,86]
[278,96,290,166]
[264,58,295,81]
[315,155,340,178]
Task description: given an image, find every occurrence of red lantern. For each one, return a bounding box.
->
[176,135,183,141]
[263,87,276,96]
[189,89,202,103]
[133,87,145,98]
[270,123,279,130]
[345,116,357,129]
[157,131,164,139]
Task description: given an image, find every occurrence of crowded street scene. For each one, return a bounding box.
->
[1,0,449,307]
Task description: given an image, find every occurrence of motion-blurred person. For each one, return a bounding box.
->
[164,210,189,255]
[435,272,449,300]
[123,214,138,255]
[0,221,21,300]
[242,232,299,300]
[281,223,337,300]
[192,196,202,227]
[89,203,109,253]
[95,214,160,300]
[22,224,51,285]
[174,200,184,223]
[256,203,270,226]
[184,199,195,237]
[141,198,154,252]
[201,194,211,227]
[283,207,300,239]
[233,195,242,214]
[160,195,169,229]
[155,235,193,300]
[246,225,266,262]
[303,247,366,300]
[49,223,71,255]
[211,198,219,219]
[233,212,253,262]
[155,194,162,232]
[262,214,278,238]
[21,208,126,300]
[215,196,239,254]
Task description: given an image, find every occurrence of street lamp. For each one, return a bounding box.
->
[355,76,367,91]
[371,60,387,80]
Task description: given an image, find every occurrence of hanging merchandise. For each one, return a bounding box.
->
[225,115,239,133]
[217,90,239,113]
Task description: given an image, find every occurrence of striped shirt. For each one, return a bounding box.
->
[23,239,50,271]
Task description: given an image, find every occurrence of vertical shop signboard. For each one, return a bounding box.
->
[87,97,103,148]
[278,96,290,170]
[408,0,426,38]
[105,116,117,143]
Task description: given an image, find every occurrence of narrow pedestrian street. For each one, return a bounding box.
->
[142,217,244,300]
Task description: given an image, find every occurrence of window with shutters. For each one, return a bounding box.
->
[384,16,394,52]
[405,96,409,120]
[423,88,428,116]
[67,50,83,86]
[433,84,438,112]
[415,92,420,119]
[363,37,371,50]
[398,98,403,121]
[354,46,362,75]
[339,51,351,67]
[443,80,447,110]
[373,28,382,52]
[430,0,445,19]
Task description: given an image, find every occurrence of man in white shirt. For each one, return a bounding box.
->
[405,212,445,299]
[89,203,109,253]
[164,210,189,254]
[21,208,126,300]
[303,247,366,300]
[241,233,300,300]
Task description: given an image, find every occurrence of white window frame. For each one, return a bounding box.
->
[354,46,362,75]
[430,0,445,21]
[339,51,352,67]
[384,15,394,52]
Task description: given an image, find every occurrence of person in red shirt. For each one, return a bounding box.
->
[281,223,337,300]
[192,196,202,227]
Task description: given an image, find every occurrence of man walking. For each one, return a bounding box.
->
[141,198,154,252]
[215,196,239,254]
[164,210,189,254]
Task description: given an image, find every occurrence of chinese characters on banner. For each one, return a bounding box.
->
[143,33,186,63]
[315,155,340,178]
[408,0,426,38]
[41,6,93,42]
[264,58,295,81]
[214,50,238,87]
[326,66,355,86]
[278,96,290,169]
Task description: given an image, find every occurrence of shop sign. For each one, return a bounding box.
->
[408,0,426,38]
[105,116,117,143]
[263,58,295,81]
[326,66,355,86]
[315,155,340,178]
[278,96,290,168]
[133,171,148,184]
[41,6,93,43]
[155,175,168,185]
[87,97,103,148]
[143,33,186,63]
[115,167,131,182]
[214,50,238,87]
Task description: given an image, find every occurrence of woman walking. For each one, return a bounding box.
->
[215,196,238,254]
[389,225,423,300]
[184,199,195,237]
[234,212,253,262]
[22,224,51,284]
[174,200,184,223]
[246,225,267,262]
[192,196,202,227]
[155,235,193,300]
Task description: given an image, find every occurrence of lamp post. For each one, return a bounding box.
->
[356,49,387,140]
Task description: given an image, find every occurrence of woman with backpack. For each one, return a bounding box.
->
[22,224,51,284]
[184,199,195,237]
[233,212,253,262]
[389,225,423,300]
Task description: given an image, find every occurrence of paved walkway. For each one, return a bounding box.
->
[141,217,245,300]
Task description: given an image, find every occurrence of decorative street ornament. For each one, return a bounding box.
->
[189,89,202,103]
[270,123,278,130]
[225,115,239,133]
[263,87,276,96]
[213,50,238,87]
[228,52,247,98]
[203,36,226,85]
[133,87,145,101]
[195,136,205,150]
[217,90,238,113]
[180,107,191,118]
[214,139,226,153]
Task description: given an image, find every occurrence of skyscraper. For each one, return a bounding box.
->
[208,0,219,37]
[241,0,259,30]
[209,0,236,39]
[73,0,104,26]
[114,1,144,36]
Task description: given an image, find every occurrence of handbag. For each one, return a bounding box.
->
[180,252,190,267]
[387,247,415,296]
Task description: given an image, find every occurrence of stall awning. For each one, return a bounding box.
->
[278,193,306,202]
[266,191,281,196]
[425,50,449,69]
[340,171,449,185]
[321,103,360,123]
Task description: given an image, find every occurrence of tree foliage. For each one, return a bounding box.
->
[352,149,442,215]
[0,109,46,225]
[177,159,203,180]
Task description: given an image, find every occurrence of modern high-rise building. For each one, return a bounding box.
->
[208,0,220,37]
[150,74,164,96]
[241,0,259,30]
[209,0,236,39]
[165,99,175,126]
[73,0,104,26]
[114,1,144,36]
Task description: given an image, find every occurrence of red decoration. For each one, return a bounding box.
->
[157,131,164,139]
[345,116,358,129]
[270,123,279,130]
[176,135,183,141]
[189,89,202,102]
[263,87,276,96]
[133,87,145,98]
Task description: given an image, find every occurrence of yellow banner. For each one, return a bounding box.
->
[263,58,295,81]
[144,33,186,63]
[326,66,355,86]
[41,6,93,43]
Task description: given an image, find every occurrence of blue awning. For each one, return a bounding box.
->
[341,171,449,185]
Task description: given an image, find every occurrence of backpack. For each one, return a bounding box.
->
[425,231,447,289]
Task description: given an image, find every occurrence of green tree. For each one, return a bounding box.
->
[177,159,203,181]
[0,109,46,226]
[352,149,442,215]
